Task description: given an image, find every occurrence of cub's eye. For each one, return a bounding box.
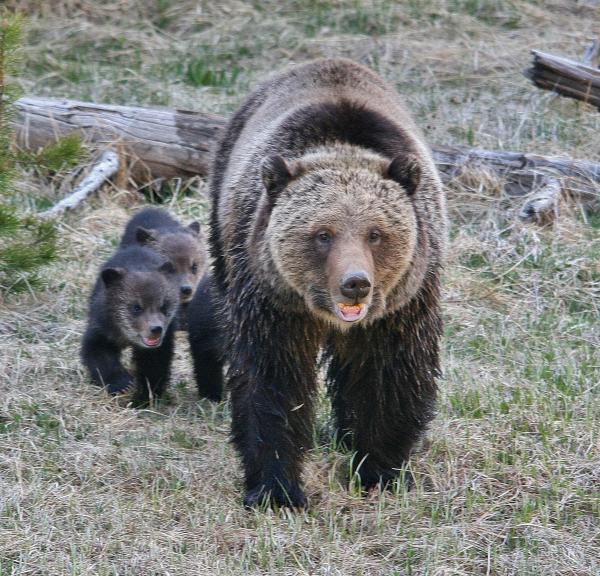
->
[132,304,143,316]
[315,230,333,245]
[368,229,382,245]
[191,263,198,274]
[160,301,171,315]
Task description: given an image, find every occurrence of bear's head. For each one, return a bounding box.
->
[101,262,179,347]
[260,148,420,329]
[134,222,206,304]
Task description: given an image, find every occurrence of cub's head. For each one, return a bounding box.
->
[134,222,207,304]
[261,151,420,329]
[101,262,179,348]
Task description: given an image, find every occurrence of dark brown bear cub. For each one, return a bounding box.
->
[81,245,179,405]
[186,274,225,402]
[210,58,447,508]
[120,207,206,312]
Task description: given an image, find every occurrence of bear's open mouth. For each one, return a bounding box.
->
[142,335,162,347]
[335,302,368,322]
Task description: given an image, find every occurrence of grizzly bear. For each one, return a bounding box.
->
[209,58,447,508]
[186,273,225,402]
[81,245,179,405]
[120,207,206,319]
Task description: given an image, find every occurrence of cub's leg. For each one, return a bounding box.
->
[81,332,131,394]
[130,324,176,406]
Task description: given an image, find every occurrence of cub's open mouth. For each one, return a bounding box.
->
[335,302,368,323]
[142,335,162,347]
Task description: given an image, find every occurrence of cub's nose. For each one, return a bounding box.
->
[150,325,163,336]
[180,285,193,297]
[340,272,371,300]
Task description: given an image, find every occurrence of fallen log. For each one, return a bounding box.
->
[14,96,599,221]
[524,49,600,109]
[15,97,224,180]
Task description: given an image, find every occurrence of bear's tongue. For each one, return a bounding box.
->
[143,335,161,347]
[337,302,365,322]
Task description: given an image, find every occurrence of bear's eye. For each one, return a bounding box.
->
[160,301,171,315]
[191,263,198,274]
[315,230,333,245]
[368,229,382,245]
[132,303,143,316]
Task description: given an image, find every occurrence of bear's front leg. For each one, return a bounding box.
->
[228,307,320,509]
[191,348,224,402]
[326,301,441,491]
[81,331,131,394]
[131,324,175,406]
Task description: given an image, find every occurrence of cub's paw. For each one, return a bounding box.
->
[106,374,132,395]
[243,481,307,510]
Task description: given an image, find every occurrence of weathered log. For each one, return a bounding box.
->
[525,49,600,108]
[15,97,224,180]
[14,96,600,222]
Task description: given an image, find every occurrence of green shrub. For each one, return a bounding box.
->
[0,10,57,293]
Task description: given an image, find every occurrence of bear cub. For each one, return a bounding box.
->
[186,273,225,402]
[81,244,179,405]
[120,207,207,329]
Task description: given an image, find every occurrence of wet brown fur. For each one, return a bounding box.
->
[209,58,447,508]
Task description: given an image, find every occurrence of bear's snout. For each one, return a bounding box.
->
[339,271,371,301]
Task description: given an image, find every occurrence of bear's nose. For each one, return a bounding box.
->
[180,285,193,296]
[150,325,163,336]
[340,272,371,300]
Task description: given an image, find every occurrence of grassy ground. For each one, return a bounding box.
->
[1,1,599,574]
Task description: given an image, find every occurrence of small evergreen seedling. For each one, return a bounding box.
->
[0,10,57,293]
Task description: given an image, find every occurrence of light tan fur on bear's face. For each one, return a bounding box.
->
[106,270,179,348]
[266,147,417,329]
[150,233,207,304]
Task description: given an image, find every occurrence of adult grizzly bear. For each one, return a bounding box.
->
[210,58,447,508]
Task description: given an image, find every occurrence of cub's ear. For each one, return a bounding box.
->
[187,221,201,236]
[135,227,157,245]
[261,155,293,206]
[158,261,176,276]
[101,267,125,287]
[385,154,421,196]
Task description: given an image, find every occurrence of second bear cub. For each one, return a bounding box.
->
[120,207,207,306]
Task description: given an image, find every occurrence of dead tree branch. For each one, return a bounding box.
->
[39,149,120,219]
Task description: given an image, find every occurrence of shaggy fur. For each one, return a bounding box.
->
[209,58,447,508]
[120,207,207,324]
[186,274,225,402]
[81,245,179,406]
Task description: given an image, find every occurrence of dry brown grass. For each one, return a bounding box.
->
[1,1,599,574]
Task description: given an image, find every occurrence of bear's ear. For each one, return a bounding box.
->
[101,267,125,287]
[261,154,293,205]
[385,154,421,196]
[136,227,156,245]
[187,221,201,236]
[158,261,176,276]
